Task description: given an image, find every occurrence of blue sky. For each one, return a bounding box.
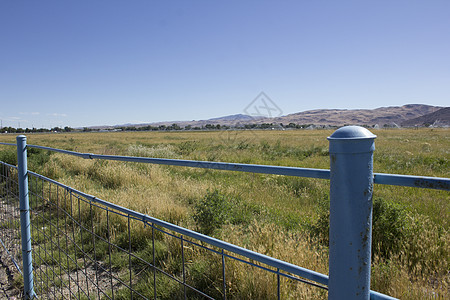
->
[1,1,449,128]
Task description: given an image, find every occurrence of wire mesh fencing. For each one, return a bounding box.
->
[0,162,22,276]
[12,165,327,299]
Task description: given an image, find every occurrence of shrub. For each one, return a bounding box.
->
[309,197,409,260]
[193,189,229,235]
[372,197,408,259]
[0,149,17,165]
[307,195,330,246]
[27,148,52,172]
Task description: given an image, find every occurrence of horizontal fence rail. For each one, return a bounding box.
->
[20,143,450,191]
[1,142,449,191]
[1,127,448,299]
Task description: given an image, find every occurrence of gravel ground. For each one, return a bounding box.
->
[0,245,21,299]
[0,197,121,299]
[0,196,23,299]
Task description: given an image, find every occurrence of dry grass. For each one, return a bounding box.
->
[0,128,448,298]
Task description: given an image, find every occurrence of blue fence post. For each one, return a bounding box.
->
[327,126,376,300]
[17,135,36,299]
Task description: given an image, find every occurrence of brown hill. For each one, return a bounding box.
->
[401,107,450,127]
[269,104,442,126]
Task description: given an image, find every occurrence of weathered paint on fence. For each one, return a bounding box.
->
[16,135,36,299]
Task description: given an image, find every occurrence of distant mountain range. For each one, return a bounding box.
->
[269,104,445,127]
[207,114,258,122]
[92,104,448,129]
[401,107,450,127]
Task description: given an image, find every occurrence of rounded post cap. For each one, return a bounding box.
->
[327,126,376,140]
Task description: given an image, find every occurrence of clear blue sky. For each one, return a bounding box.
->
[1,1,449,128]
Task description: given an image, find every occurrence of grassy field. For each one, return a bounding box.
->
[0,128,448,299]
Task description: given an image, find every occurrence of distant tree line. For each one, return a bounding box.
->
[1,122,437,134]
[1,123,337,134]
[112,122,319,132]
[0,126,74,134]
[3,122,385,134]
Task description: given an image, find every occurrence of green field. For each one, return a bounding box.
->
[0,128,448,299]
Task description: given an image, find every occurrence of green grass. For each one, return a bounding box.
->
[0,128,448,299]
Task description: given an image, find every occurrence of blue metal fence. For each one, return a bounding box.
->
[0,126,448,299]
[0,161,22,275]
